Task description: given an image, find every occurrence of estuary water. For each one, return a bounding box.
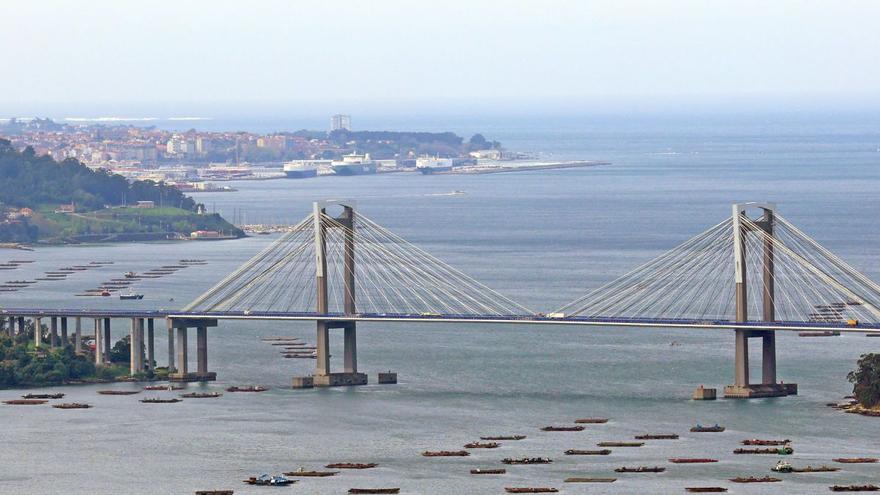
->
[2,114,880,494]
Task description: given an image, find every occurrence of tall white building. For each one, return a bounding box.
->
[330,114,351,132]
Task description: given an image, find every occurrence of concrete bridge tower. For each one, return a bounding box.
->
[308,200,367,387]
[725,202,797,398]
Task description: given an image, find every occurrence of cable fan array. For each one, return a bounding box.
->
[184,212,532,317]
[556,213,880,324]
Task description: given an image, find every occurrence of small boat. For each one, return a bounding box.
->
[22,393,64,399]
[742,439,790,446]
[615,466,665,473]
[788,465,840,473]
[226,385,268,392]
[540,425,584,432]
[729,476,782,483]
[52,403,92,409]
[422,450,469,457]
[100,290,111,297]
[772,460,836,473]
[565,449,611,455]
[348,489,400,494]
[325,463,378,469]
[471,468,506,475]
[574,418,609,424]
[119,292,144,300]
[564,478,616,483]
[481,435,525,441]
[502,458,552,465]
[3,399,47,405]
[834,458,878,464]
[97,390,140,395]
[636,433,679,440]
[144,384,183,391]
[685,488,727,493]
[243,474,295,486]
[830,485,880,492]
[598,441,644,447]
[464,442,499,449]
[691,424,725,432]
[140,398,182,403]
[180,392,223,398]
[772,460,793,473]
[282,469,338,477]
[735,446,793,455]
[504,488,558,493]
[669,458,718,464]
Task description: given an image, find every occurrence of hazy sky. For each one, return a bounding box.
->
[3,0,880,114]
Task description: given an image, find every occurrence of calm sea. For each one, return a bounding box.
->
[1,113,879,494]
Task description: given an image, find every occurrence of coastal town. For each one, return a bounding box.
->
[0,115,604,190]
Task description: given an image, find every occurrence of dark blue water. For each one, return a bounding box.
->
[1,114,879,494]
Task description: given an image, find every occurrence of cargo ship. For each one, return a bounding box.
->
[330,153,377,176]
[283,160,327,179]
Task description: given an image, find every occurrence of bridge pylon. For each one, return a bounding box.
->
[725,202,796,398]
[310,200,367,387]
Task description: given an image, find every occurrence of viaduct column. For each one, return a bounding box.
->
[74,317,82,354]
[196,325,208,376]
[50,317,58,349]
[94,319,102,365]
[34,317,42,348]
[130,318,144,375]
[146,319,154,372]
[176,326,188,376]
[103,318,111,363]
[166,318,175,371]
[61,317,68,346]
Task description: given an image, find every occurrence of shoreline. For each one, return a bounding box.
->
[428,160,609,175]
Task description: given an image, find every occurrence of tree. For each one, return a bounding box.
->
[848,353,880,408]
[109,335,132,364]
[469,133,488,149]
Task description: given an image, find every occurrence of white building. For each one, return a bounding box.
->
[330,114,351,132]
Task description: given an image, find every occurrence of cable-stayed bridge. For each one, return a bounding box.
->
[3,201,879,396]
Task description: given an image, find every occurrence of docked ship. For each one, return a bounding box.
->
[330,152,377,176]
[283,160,328,179]
[416,156,455,174]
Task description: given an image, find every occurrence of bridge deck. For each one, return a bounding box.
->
[2,308,879,333]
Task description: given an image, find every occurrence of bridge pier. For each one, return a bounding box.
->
[166,319,175,371]
[168,318,216,382]
[61,317,68,346]
[50,317,58,348]
[34,317,41,347]
[103,318,111,363]
[310,321,366,387]
[130,318,144,376]
[94,319,102,364]
[74,317,82,354]
[146,319,154,372]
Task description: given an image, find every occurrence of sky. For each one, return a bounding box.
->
[2,0,880,116]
